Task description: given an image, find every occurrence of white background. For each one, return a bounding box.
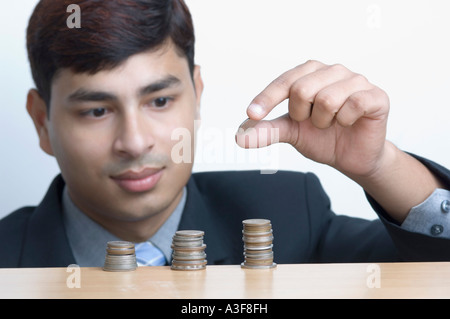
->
[1,0,449,220]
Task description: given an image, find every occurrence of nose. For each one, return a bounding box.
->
[113,110,155,159]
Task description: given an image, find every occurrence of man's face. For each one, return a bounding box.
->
[42,43,202,223]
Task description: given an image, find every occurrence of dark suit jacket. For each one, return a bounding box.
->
[1,155,449,268]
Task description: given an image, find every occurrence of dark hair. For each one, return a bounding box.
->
[26,0,195,108]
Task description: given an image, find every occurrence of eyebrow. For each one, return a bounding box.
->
[67,75,182,103]
[138,75,181,97]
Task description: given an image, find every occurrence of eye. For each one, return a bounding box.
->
[152,97,171,108]
[81,107,109,118]
[92,108,107,117]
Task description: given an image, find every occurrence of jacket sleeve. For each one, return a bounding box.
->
[305,172,401,263]
[366,153,450,262]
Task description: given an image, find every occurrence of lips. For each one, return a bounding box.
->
[111,167,163,193]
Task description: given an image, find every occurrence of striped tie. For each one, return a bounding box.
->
[135,241,166,266]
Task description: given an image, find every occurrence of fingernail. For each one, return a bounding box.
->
[235,124,259,148]
[235,119,250,138]
[248,103,265,117]
[236,118,259,132]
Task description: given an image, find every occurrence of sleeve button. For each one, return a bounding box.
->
[441,200,450,213]
[430,224,444,236]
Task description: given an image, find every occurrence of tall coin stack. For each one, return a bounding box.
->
[103,241,137,272]
[171,230,207,271]
[241,219,277,269]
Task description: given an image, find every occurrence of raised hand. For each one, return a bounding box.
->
[236,60,390,178]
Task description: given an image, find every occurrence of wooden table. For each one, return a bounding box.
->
[1,262,450,299]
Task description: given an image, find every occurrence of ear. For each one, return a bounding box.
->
[193,65,204,120]
[26,89,54,156]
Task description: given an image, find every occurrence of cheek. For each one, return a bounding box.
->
[49,120,109,177]
[156,105,198,152]
[160,120,197,170]
[154,123,193,164]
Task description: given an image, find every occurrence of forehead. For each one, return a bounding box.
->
[50,43,191,102]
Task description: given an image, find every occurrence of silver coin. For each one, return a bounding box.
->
[175,230,205,237]
[104,259,137,264]
[243,261,274,267]
[243,224,272,230]
[242,229,273,236]
[243,244,273,250]
[243,256,274,263]
[104,261,137,266]
[106,248,135,256]
[104,258,135,263]
[172,251,206,257]
[172,234,204,241]
[172,256,206,261]
[244,251,274,258]
[241,262,277,269]
[171,240,204,247]
[172,258,207,265]
[104,258,137,263]
[107,241,135,248]
[104,255,136,266]
[104,262,137,267]
[171,243,207,251]
[242,219,271,226]
[172,239,204,245]
[172,249,206,256]
[242,235,274,243]
[104,254,136,260]
[171,264,206,271]
[103,265,137,270]
[103,265,137,271]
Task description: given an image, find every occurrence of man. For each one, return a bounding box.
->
[1,0,449,268]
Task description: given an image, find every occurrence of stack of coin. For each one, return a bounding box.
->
[171,230,207,271]
[241,219,277,269]
[103,241,137,272]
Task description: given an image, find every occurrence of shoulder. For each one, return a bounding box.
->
[0,207,35,267]
[0,206,34,235]
[0,175,65,267]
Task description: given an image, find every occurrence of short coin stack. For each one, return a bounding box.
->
[241,219,277,269]
[103,241,137,272]
[171,230,207,271]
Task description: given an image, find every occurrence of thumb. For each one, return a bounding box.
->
[235,113,295,149]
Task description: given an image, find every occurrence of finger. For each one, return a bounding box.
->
[311,74,373,129]
[336,87,390,127]
[247,60,325,121]
[235,114,296,149]
[288,63,354,122]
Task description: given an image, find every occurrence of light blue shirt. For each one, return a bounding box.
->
[62,186,186,267]
[401,188,450,237]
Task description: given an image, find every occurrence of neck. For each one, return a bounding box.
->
[67,189,185,243]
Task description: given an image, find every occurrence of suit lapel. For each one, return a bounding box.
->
[20,176,76,267]
[178,176,230,265]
